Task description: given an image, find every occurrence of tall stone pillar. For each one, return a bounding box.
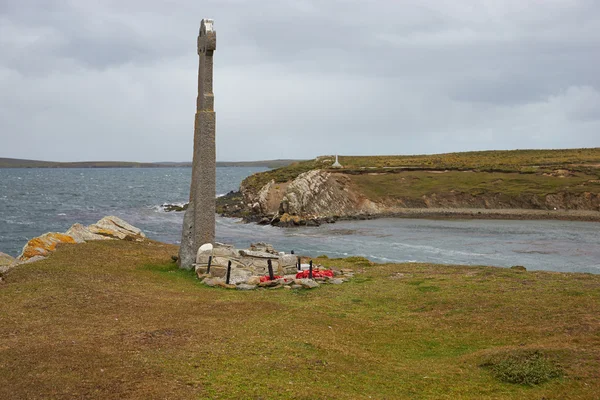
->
[179,19,216,269]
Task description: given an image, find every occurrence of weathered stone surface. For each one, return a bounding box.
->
[279,254,298,267]
[236,284,257,290]
[212,246,238,258]
[183,18,217,262]
[217,281,237,289]
[281,265,298,275]
[239,249,278,259]
[203,277,223,287]
[246,276,261,285]
[329,278,344,285]
[296,278,319,289]
[66,223,110,243]
[0,252,15,267]
[259,280,280,288]
[88,216,145,241]
[249,242,277,254]
[178,203,196,270]
[211,257,245,269]
[228,268,253,285]
[209,266,227,279]
[18,232,77,261]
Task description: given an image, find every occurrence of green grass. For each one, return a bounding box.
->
[335,148,600,172]
[1,241,600,399]
[481,350,563,386]
[240,148,600,200]
[350,170,600,202]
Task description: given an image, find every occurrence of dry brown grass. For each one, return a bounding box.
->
[1,240,600,399]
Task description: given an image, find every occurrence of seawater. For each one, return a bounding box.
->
[1,167,599,274]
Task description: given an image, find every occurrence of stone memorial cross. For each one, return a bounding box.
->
[178,19,217,269]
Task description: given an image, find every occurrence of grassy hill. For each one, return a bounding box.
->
[1,240,599,399]
[242,148,600,193]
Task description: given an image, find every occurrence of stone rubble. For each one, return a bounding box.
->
[195,243,354,290]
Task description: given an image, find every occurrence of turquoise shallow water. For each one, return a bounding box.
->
[1,167,599,273]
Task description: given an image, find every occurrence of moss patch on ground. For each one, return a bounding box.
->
[1,240,600,399]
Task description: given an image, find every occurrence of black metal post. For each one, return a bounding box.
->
[206,255,213,274]
[267,259,275,281]
[297,257,301,271]
[226,260,232,284]
[309,260,313,279]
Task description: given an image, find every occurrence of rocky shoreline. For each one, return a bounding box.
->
[160,190,600,227]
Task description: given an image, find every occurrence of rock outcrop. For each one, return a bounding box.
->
[0,252,15,267]
[14,216,146,265]
[241,169,381,226]
[0,252,16,274]
[236,168,600,226]
[19,232,77,260]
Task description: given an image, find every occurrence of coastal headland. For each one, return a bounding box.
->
[1,238,599,398]
[218,148,600,225]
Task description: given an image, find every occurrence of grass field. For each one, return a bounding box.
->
[1,240,599,399]
[350,170,600,202]
[241,148,600,194]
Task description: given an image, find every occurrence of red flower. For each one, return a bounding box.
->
[260,275,282,282]
[295,269,334,279]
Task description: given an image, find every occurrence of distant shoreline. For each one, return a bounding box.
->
[0,158,302,169]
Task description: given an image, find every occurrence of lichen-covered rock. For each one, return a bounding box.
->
[66,223,111,243]
[12,216,145,264]
[18,232,77,261]
[87,216,146,241]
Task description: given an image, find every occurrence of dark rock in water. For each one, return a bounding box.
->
[258,217,271,225]
[163,203,189,212]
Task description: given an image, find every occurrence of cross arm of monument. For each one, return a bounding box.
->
[197,19,216,55]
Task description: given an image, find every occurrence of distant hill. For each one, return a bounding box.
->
[0,158,302,169]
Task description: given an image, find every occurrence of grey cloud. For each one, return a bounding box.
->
[0,0,599,162]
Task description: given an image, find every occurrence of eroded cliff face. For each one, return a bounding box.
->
[241,170,380,225]
[240,169,600,225]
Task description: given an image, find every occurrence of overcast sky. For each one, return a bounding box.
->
[0,0,599,162]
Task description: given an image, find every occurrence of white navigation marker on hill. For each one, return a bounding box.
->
[331,155,343,168]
